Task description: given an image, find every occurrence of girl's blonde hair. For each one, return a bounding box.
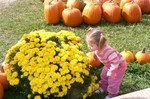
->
[86,27,107,50]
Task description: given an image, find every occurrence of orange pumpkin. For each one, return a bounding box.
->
[62,7,83,27]
[82,3,102,25]
[66,0,86,11]
[0,83,4,99]
[86,52,101,67]
[135,48,150,65]
[134,0,150,14]
[120,50,135,63]
[122,1,142,23]
[52,0,65,18]
[44,1,60,24]
[0,72,10,90]
[102,0,121,23]
[120,0,132,9]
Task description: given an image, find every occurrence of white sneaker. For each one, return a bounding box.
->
[105,96,110,99]
[95,87,104,93]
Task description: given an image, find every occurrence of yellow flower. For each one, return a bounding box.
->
[13,78,20,85]
[83,93,88,99]
[34,95,41,99]
[12,72,18,78]
[23,72,29,77]
[4,30,94,98]
[66,74,72,80]
[27,94,31,99]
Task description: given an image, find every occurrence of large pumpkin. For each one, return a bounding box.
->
[62,7,83,27]
[102,0,121,23]
[44,2,60,24]
[120,50,135,63]
[82,3,102,25]
[122,1,142,23]
[52,0,65,18]
[135,48,150,65]
[120,0,132,9]
[0,83,4,99]
[133,0,150,14]
[86,52,101,67]
[0,72,10,90]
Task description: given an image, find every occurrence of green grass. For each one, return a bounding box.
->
[0,0,150,99]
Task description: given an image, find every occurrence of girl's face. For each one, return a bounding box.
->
[87,39,99,51]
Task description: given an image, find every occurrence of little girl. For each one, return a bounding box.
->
[85,28,127,99]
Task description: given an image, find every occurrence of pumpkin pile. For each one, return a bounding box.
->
[2,30,99,99]
[42,0,150,27]
[120,48,150,64]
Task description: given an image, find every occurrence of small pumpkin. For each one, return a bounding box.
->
[82,3,102,25]
[0,83,4,99]
[86,52,101,67]
[122,1,142,23]
[62,7,83,27]
[44,1,60,24]
[135,48,150,65]
[0,72,10,90]
[120,50,135,63]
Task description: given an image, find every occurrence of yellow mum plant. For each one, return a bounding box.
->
[3,30,99,99]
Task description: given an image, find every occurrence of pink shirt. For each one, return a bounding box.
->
[94,45,124,69]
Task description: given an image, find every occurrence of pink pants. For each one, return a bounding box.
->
[100,61,126,98]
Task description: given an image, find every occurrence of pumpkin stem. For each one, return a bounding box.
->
[142,48,146,53]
